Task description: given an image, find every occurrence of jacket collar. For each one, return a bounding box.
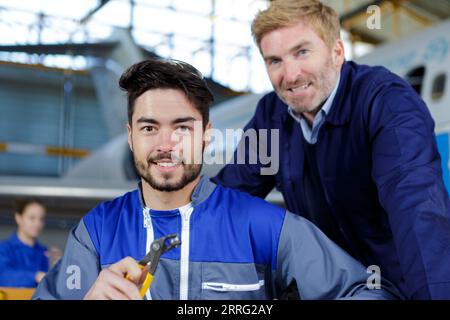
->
[137,175,217,211]
[191,175,217,206]
[324,61,353,126]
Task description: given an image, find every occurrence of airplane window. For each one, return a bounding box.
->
[432,73,446,101]
[405,66,426,96]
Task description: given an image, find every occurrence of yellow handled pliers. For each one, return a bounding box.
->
[126,233,181,298]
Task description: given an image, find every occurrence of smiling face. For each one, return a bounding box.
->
[128,88,210,192]
[260,20,344,115]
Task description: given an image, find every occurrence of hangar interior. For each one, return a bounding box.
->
[0,0,449,248]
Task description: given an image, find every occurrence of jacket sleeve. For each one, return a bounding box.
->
[369,84,450,299]
[275,212,403,300]
[0,246,39,287]
[32,220,100,300]
[212,95,276,198]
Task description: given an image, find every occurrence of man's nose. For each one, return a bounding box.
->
[156,130,176,153]
[283,60,302,85]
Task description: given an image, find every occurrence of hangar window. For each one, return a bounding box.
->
[432,73,446,101]
[405,66,426,96]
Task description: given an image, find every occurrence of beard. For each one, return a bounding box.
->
[278,60,338,115]
[134,152,202,192]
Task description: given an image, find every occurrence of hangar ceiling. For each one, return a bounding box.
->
[322,0,450,45]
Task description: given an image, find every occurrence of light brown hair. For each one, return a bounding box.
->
[251,0,341,49]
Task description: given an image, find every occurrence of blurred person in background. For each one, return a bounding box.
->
[0,199,50,287]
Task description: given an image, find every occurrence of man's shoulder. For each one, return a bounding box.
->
[345,61,406,91]
[212,183,285,215]
[254,91,288,120]
[207,183,286,249]
[258,91,286,109]
[83,188,140,223]
[80,188,140,253]
[346,61,427,117]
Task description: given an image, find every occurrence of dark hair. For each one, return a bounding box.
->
[15,198,44,215]
[119,58,214,128]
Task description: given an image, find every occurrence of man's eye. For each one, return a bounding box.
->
[297,49,309,56]
[143,126,156,133]
[176,126,190,134]
[269,59,281,66]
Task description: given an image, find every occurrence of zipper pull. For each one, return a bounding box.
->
[143,208,151,228]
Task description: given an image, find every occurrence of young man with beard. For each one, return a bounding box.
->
[212,0,450,299]
[32,58,401,300]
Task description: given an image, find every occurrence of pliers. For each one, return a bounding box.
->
[126,233,181,298]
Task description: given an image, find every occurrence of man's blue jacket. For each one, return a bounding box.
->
[213,61,450,299]
[32,177,401,300]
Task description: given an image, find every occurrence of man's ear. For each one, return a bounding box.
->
[127,123,133,152]
[332,38,345,67]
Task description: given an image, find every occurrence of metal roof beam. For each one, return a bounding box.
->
[347,28,384,45]
[79,0,111,25]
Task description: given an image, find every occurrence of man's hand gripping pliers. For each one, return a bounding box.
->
[126,233,181,298]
